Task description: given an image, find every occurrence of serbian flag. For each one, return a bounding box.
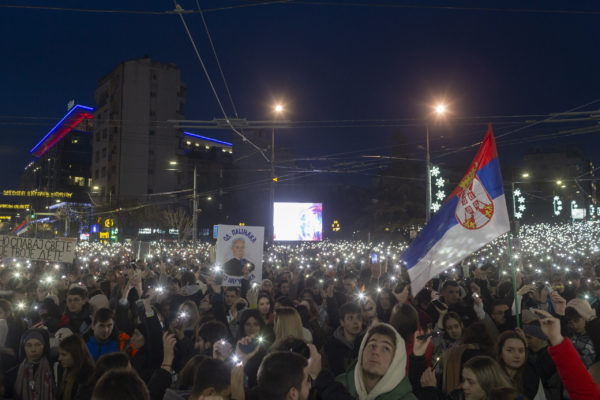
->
[401,123,509,295]
[14,219,29,236]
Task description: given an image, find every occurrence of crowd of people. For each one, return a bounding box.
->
[0,222,598,400]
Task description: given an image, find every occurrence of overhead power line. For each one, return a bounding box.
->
[171,1,269,162]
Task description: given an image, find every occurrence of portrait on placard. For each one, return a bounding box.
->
[215,225,264,286]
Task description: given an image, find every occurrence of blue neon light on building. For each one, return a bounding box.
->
[184,132,232,147]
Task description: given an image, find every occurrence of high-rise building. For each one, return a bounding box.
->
[92,57,186,206]
[21,104,94,200]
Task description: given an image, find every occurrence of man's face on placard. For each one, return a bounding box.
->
[232,239,245,259]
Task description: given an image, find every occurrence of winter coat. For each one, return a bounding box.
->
[547,337,600,400]
[323,326,363,376]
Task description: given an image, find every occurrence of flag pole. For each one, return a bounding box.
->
[507,231,520,328]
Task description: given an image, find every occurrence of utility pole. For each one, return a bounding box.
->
[270,128,275,243]
[193,164,198,242]
[65,204,70,236]
[425,125,431,222]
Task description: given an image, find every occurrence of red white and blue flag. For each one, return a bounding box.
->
[13,219,29,236]
[401,124,510,295]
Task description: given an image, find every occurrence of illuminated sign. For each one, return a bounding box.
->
[104,218,114,228]
[0,204,30,209]
[0,216,11,220]
[3,190,73,198]
[99,232,109,239]
[91,224,99,233]
[138,228,166,235]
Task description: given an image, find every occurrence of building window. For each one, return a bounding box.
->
[149,111,156,117]
[95,151,99,163]
[101,167,106,177]
[102,129,108,139]
[69,176,86,186]
[149,130,155,136]
[96,134,100,142]
[102,148,107,158]
[94,169,99,179]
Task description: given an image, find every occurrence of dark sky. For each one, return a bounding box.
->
[1,0,600,188]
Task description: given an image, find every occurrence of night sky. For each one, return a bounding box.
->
[2,0,600,189]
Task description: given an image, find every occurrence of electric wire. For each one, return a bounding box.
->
[171,1,269,161]
[194,0,240,119]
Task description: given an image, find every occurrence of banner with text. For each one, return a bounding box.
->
[216,225,264,286]
[0,235,77,263]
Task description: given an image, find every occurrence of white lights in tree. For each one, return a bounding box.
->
[513,187,525,219]
[430,164,445,212]
[553,196,563,216]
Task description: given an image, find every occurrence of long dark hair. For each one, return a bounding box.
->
[239,309,266,338]
[59,334,95,380]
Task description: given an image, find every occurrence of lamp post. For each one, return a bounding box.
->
[425,104,447,222]
[270,104,284,242]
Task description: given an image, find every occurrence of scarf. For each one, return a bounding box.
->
[59,370,77,400]
[15,358,56,400]
[353,323,407,400]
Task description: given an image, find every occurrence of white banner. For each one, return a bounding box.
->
[215,225,264,286]
[0,235,77,263]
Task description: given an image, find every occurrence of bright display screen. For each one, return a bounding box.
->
[273,202,323,241]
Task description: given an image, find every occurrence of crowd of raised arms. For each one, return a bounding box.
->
[0,222,599,400]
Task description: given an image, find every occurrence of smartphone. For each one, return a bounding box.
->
[431,299,447,310]
[371,253,378,264]
[417,331,441,341]
[238,338,259,354]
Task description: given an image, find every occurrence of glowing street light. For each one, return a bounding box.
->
[522,173,530,178]
[270,102,286,242]
[435,104,446,115]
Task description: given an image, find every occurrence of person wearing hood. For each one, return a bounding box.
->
[6,328,56,400]
[336,323,417,400]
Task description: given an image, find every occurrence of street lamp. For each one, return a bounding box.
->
[425,103,447,222]
[270,104,284,242]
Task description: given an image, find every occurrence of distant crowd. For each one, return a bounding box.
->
[0,222,598,400]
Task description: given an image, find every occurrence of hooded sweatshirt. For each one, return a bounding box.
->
[324,326,363,376]
[336,323,416,400]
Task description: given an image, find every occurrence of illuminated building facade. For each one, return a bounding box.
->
[20,104,94,203]
[92,57,186,206]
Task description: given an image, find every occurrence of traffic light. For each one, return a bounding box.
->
[30,209,35,219]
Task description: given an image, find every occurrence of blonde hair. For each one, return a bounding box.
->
[463,356,514,398]
[274,307,304,342]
